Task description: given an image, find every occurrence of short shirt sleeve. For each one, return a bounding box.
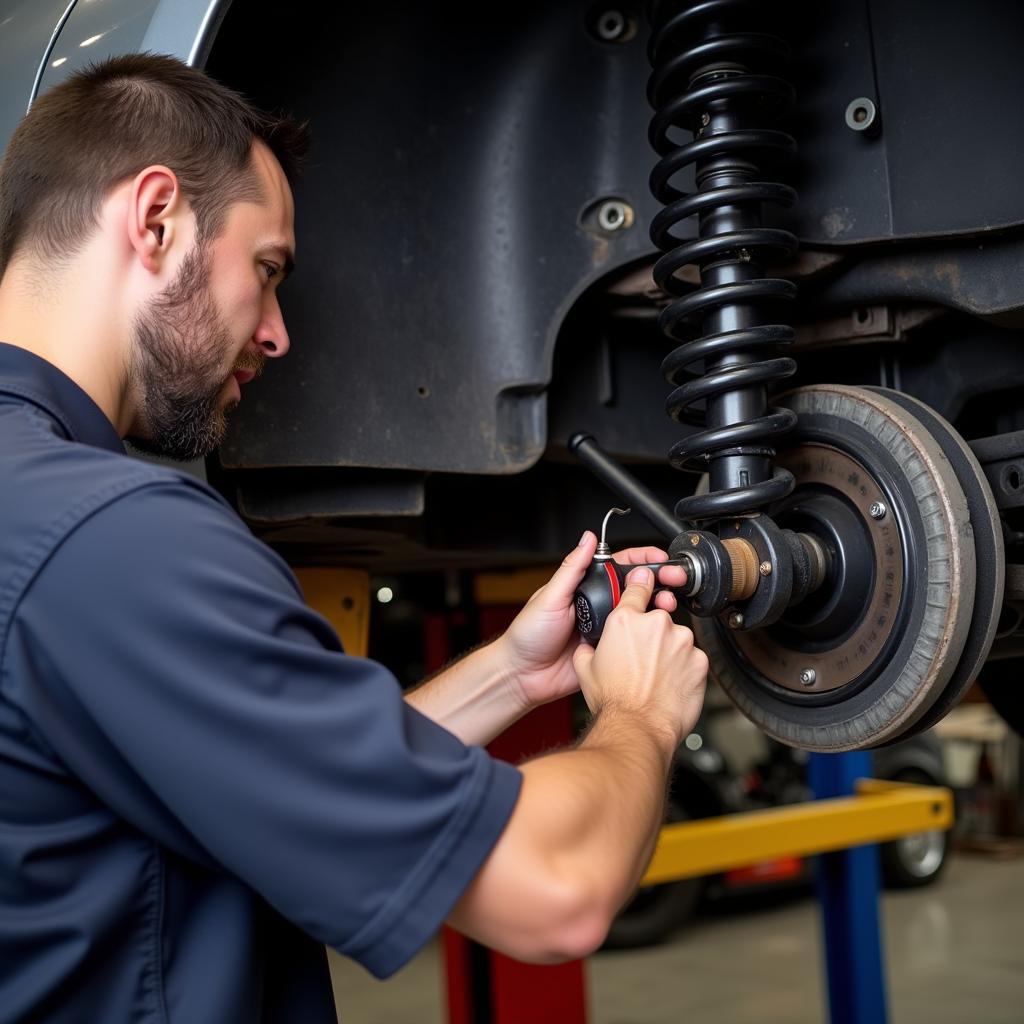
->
[7,479,521,978]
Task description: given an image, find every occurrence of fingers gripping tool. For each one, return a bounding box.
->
[574,508,763,643]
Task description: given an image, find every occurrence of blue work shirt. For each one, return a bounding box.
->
[0,343,522,1022]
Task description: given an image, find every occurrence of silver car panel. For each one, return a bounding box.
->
[35,0,232,97]
[0,1,76,150]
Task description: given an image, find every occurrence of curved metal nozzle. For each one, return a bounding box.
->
[596,507,631,560]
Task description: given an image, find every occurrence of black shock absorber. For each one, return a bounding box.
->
[647,0,799,523]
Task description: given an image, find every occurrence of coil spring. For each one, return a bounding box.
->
[648,0,799,522]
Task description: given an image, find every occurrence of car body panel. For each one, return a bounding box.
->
[0,0,74,146]
[35,0,230,96]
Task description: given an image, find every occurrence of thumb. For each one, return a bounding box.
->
[617,566,655,613]
[538,531,598,608]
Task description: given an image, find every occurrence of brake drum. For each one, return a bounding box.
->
[692,385,1003,751]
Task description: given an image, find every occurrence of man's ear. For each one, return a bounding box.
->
[127,166,185,274]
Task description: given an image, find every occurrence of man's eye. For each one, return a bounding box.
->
[260,262,279,282]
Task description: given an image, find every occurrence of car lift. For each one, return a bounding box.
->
[300,567,955,1024]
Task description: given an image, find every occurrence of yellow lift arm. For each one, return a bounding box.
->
[642,777,953,885]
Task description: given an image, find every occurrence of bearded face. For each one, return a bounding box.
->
[126,243,263,461]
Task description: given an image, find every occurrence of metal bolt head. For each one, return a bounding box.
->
[845,96,878,133]
[689,534,700,546]
[700,113,710,128]
[728,611,744,629]
[595,9,627,41]
[597,200,633,233]
[759,561,772,577]
[737,248,752,262]
[869,501,886,520]
[800,668,817,686]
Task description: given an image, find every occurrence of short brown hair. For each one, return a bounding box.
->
[0,52,309,277]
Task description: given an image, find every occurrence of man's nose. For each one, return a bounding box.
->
[253,297,290,358]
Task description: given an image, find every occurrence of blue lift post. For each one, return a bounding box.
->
[809,751,889,1024]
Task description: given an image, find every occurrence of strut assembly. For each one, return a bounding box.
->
[646,0,823,632]
[572,0,1005,750]
[648,0,798,523]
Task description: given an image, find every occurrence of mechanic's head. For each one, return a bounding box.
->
[0,53,309,459]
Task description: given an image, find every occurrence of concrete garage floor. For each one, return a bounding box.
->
[328,853,1024,1023]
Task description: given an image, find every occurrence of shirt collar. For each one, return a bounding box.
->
[0,343,124,454]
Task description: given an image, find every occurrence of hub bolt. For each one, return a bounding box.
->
[800,668,817,686]
[759,561,772,577]
[728,611,745,629]
[869,501,887,520]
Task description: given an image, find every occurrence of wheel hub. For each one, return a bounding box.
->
[732,445,905,695]
[692,384,1003,751]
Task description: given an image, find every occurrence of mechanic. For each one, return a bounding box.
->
[0,54,708,1022]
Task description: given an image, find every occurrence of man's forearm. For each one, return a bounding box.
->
[404,637,527,746]
[448,703,676,960]
[524,706,674,910]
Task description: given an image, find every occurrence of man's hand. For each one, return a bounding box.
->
[573,566,708,746]
[449,565,708,963]
[495,531,688,713]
